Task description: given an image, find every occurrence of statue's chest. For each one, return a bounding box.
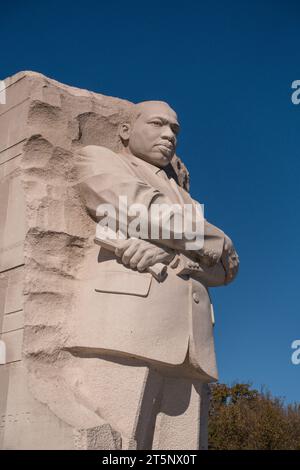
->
[134,165,189,205]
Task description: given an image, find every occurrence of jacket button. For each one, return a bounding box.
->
[192,292,200,303]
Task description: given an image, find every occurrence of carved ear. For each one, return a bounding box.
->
[119,122,131,142]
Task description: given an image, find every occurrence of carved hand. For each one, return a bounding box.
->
[115,238,175,272]
[221,235,239,284]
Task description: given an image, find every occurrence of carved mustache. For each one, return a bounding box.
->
[155,141,175,151]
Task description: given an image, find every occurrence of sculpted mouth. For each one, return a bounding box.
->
[156,143,174,152]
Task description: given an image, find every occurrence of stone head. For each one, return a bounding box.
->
[119,101,180,168]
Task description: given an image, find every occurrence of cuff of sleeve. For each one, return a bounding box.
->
[197,233,225,267]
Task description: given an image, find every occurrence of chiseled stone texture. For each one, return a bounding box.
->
[0,71,189,449]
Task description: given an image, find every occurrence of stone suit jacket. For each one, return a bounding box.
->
[71,145,231,381]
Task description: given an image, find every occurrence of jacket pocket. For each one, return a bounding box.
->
[94,270,152,297]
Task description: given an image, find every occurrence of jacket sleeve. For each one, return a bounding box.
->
[172,252,226,287]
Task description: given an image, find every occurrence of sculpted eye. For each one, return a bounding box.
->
[150,120,162,126]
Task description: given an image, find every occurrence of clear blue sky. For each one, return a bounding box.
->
[1,0,299,403]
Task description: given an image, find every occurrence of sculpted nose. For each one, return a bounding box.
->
[161,126,176,143]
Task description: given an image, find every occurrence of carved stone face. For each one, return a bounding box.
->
[120,101,180,167]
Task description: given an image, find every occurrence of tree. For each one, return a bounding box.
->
[208,382,300,450]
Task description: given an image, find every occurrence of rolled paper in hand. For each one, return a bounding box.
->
[94,234,168,283]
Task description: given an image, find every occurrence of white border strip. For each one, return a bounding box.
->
[0,80,6,105]
[0,340,6,364]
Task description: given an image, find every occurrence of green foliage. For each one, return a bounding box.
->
[208,383,300,450]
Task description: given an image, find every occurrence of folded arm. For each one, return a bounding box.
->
[76,146,239,283]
